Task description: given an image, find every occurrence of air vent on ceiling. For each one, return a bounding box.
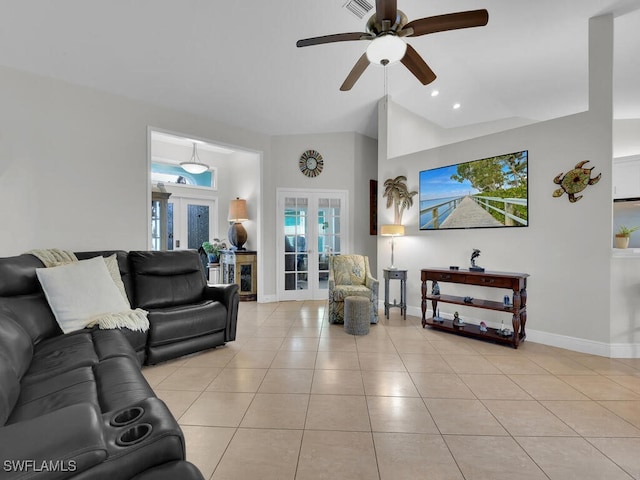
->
[342,0,373,19]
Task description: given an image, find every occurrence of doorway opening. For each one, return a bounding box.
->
[148,127,262,294]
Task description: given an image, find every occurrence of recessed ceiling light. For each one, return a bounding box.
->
[453,103,461,109]
[431,90,439,97]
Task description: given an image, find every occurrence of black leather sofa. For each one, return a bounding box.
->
[0,249,239,479]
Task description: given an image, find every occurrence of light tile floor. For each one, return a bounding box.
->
[143,301,640,480]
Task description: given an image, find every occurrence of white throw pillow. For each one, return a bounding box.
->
[103,254,130,303]
[36,256,133,334]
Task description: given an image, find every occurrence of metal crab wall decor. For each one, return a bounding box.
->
[552,160,601,203]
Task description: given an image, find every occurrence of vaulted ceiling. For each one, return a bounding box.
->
[0,0,638,139]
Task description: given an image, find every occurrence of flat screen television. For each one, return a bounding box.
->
[419,150,528,230]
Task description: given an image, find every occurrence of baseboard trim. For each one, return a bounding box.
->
[525,329,609,357]
[609,343,640,358]
[403,304,639,358]
[258,294,278,303]
[526,330,640,358]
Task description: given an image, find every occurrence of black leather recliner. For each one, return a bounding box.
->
[126,250,238,364]
[72,250,239,364]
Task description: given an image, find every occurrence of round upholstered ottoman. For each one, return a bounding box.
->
[344,296,370,335]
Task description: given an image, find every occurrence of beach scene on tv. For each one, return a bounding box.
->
[419,151,528,230]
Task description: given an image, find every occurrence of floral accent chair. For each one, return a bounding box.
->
[328,254,379,324]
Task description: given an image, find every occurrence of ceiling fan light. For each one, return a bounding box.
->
[366,35,406,65]
[180,142,209,174]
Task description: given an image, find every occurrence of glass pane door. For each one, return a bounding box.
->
[278,190,348,301]
[317,197,341,291]
[151,200,162,251]
[284,197,309,292]
[167,203,174,250]
[187,204,210,249]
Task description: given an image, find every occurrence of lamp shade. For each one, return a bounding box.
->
[380,224,405,236]
[228,198,248,222]
[228,198,248,250]
[366,35,407,66]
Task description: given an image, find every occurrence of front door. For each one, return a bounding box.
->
[167,197,217,250]
[277,189,348,301]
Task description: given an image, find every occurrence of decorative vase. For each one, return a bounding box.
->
[207,253,219,263]
[615,235,630,249]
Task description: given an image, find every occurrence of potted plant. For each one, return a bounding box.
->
[615,225,639,249]
[202,238,227,263]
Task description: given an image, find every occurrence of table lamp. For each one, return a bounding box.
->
[380,224,404,270]
[228,198,248,250]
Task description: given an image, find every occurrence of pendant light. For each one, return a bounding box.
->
[180,142,209,174]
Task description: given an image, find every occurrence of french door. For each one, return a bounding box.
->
[166,197,217,250]
[277,189,348,301]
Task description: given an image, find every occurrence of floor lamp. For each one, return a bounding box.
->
[380,224,404,270]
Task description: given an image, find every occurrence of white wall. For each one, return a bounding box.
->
[614,119,640,158]
[0,65,379,303]
[386,102,534,159]
[609,119,640,356]
[0,65,270,259]
[380,110,613,348]
[378,15,618,355]
[270,132,377,264]
[611,257,640,355]
[354,134,378,273]
[271,133,356,192]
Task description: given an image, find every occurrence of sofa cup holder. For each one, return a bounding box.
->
[111,406,145,427]
[116,423,153,447]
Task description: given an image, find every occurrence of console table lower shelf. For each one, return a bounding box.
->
[421,268,529,349]
[424,316,525,347]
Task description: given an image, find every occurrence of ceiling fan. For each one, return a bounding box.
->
[296,0,488,91]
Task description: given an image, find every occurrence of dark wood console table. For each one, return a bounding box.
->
[421,268,529,348]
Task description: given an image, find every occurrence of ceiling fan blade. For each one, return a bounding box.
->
[376,0,397,23]
[401,45,436,85]
[404,9,488,37]
[296,32,368,48]
[340,53,370,91]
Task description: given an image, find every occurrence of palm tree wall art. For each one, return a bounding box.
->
[383,175,417,225]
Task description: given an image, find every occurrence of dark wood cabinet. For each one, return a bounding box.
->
[421,268,529,348]
[222,250,257,301]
